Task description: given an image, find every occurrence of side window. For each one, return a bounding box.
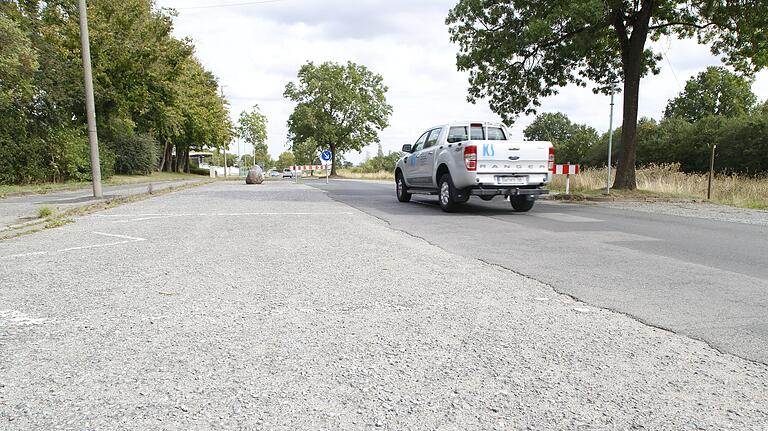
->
[412,132,428,152]
[470,124,485,140]
[424,128,442,148]
[447,126,468,143]
[487,127,507,140]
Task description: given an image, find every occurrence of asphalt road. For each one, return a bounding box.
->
[2,181,767,429]
[306,179,768,365]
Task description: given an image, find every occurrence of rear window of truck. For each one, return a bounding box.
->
[487,127,506,140]
[470,124,485,140]
[447,126,468,143]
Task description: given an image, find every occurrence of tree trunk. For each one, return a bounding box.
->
[159,141,173,172]
[612,1,654,190]
[613,64,641,190]
[330,142,337,176]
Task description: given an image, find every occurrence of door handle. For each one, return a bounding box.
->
[427,151,434,155]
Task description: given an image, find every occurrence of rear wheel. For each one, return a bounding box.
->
[510,195,535,212]
[438,174,459,212]
[396,172,411,202]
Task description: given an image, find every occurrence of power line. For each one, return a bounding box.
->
[168,0,289,10]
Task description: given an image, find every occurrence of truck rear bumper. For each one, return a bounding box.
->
[470,187,549,197]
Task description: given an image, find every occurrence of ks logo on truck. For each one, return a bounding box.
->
[483,144,495,157]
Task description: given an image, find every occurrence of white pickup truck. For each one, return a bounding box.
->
[394,122,554,212]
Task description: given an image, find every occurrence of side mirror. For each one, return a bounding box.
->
[401,144,412,153]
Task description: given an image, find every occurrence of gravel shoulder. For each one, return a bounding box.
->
[599,200,768,226]
[1,182,767,430]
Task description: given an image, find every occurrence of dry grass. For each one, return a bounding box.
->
[336,169,395,181]
[550,164,768,210]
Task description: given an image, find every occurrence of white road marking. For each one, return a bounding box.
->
[101,211,354,223]
[533,213,604,223]
[1,232,146,260]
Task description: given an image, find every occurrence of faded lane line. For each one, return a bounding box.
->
[533,213,604,223]
[103,212,355,223]
[1,232,146,260]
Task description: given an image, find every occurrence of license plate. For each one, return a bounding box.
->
[497,176,527,185]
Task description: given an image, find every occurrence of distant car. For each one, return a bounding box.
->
[282,168,294,178]
[268,170,280,177]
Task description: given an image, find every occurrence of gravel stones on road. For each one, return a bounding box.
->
[1,182,767,429]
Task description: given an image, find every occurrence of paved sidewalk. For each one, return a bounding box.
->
[0,179,207,231]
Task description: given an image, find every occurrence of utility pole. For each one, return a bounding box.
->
[606,84,617,195]
[220,85,228,177]
[78,0,102,198]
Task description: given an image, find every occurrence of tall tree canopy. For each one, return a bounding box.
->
[664,66,757,122]
[447,0,768,189]
[284,61,392,175]
[524,112,599,164]
[0,0,231,183]
[236,105,269,167]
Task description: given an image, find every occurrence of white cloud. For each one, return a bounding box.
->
[157,0,768,163]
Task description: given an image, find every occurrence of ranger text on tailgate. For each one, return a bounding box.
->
[394,122,554,212]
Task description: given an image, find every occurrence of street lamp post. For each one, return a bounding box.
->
[606,84,617,195]
[78,0,102,198]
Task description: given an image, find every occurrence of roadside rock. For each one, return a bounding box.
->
[245,167,264,184]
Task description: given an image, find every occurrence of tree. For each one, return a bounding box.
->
[292,138,319,165]
[524,113,598,164]
[447,0,768,190]
[664,66,757,122]
[284,61,392,175]
[236,105,269,166]
[276,151,295,170]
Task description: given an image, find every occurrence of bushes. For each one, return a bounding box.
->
[113,132,158,176]
[579,112,768,175]
[354,151,401,173]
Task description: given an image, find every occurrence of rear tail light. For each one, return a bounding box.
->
[548,146,555,173]
[464,146,477,171]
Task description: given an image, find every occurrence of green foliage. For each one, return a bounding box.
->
[353,151,402,173]
[237,105,268,165]
[113,132,158,176]
[524,113,598,164]
[284,61,393,174]
[37,207,53,218]
[580,113,768,175]
[276,151,295,170]
[665,67,757,122]
[0,1,231,184]
[292,138,319,165]
[446,0,768,189]
[210,149,238,167]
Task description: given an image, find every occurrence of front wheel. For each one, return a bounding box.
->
[396,172,411,202]
[510,195,535,212]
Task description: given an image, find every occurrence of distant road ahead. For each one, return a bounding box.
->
[307,179,768,364]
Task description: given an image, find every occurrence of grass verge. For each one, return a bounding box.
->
[548,164,768,210]
[335,169,394,181]
[0,179,213,241]
[0,171,207,198]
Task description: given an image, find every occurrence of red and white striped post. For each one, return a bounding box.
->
[554,164,581,195]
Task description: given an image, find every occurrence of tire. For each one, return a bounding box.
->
[479,195,494,201]
[438,173,459,212]
[510,195,535,212]
[396,172,411,202]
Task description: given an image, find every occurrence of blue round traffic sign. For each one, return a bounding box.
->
[321,150,332,161]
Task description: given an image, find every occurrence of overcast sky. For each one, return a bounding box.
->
[156,0,768,163]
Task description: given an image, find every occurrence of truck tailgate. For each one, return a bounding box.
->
[475,141,551,174]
